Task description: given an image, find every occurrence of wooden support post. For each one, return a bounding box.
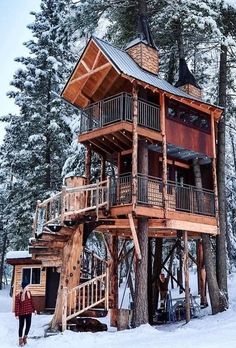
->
[211,112,219,229]
[160,92,168,215]
[85,145,91,184]
[132,83,138,208]
[197,239,207,307]
[177,231,183,294]
[61,186,67,224]
[183,231,190,323]
[128,214,142,260]
[110,235,119,327]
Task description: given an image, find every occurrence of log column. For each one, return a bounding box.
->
[211,112,219,228]
[160,92,168,215]
[110,234,119,327]
[183,230,190,323]
[132,83,138,208]
[133,139,149,327]
[85,145,91,184]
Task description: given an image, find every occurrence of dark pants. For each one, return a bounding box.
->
[18,314,32,338]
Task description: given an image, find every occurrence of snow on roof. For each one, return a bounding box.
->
[6,251,32,260]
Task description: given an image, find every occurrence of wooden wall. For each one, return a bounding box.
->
[166,118,213,157]
[12,265,46,313]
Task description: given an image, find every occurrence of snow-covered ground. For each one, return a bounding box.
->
[1,275,236,348]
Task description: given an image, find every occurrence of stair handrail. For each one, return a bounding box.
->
[62,265,109,329]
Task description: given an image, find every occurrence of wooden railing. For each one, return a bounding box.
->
[80,92,160,134]
[62,267,109,331]
[110,174,215,216]
[34,179,110,234]
[167,180,215,216]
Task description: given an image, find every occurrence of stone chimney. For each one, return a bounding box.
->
[125,15,159,75]
[126,39,159,75]
[175,58,202,99]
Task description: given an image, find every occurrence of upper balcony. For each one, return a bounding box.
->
[78,93,162,153]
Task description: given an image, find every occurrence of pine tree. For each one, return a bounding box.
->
[0,0,77,250]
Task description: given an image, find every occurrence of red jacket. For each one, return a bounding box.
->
[15,291,35,316]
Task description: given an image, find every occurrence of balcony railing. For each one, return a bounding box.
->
[80,93,160,134]
[110,174,215,217]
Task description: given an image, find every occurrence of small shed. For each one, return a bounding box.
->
[6,251,60,313]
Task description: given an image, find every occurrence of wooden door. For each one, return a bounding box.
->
[45,267,60,310]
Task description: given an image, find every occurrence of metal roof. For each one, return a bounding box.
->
[93,37,222,110]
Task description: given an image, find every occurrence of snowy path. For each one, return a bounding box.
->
[1,277,236,348]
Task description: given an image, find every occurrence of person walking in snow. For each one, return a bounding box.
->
[15,281,37,346]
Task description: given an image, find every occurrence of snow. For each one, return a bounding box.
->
[1,275,236,347]
[6,250,31,259]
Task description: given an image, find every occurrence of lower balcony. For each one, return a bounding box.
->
[110,174,215,217]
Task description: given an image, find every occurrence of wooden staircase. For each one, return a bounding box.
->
[33,179,110,236]
[62,249,109,331]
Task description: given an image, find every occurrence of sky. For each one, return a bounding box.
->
[0,0,41,143]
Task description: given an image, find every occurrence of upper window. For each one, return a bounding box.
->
[167,101,211,133]
[22,268,41,285]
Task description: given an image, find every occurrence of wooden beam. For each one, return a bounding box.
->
[92,50,102,69]
[128,214,142,260]
[81,59,91,72]
[69,63,111,85]
[90,65,113,97]
[211,111,219,231]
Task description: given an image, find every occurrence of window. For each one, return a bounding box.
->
[22,268,41,285]
[167,100,211,133]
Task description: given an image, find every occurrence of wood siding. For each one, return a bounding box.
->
[12,265,46,312]
[166,118,213,157]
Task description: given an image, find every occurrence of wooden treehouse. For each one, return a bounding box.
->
[30,24,223,330]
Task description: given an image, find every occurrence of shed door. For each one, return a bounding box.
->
[45,267,60,309]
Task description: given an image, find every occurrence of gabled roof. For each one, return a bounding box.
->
[61,36,223,116]
[92,37,222,110]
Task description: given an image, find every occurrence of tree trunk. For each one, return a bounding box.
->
[133,217,149,327]
[133,139,149,327]
[193,159,226,314]
[152,238,163,311]
[0,232,8,290]
[51,226,83,329]
[216,43,228,300]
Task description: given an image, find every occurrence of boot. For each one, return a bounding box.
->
[23,336,28,345]
[19,338,24,347]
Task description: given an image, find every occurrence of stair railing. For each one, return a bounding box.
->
[33,179,110,234]
[61,263,109,331]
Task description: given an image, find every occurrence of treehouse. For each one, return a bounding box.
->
[30,21,223,331]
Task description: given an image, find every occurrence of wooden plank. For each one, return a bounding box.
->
[165,210,217,225]
[79,122,133,143]
[128,214,142,260]
[166,219,217,234]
